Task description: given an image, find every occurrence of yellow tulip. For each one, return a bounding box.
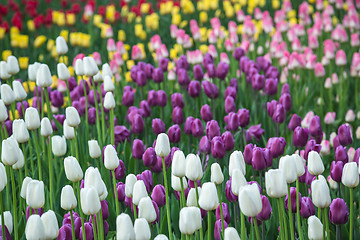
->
[289,18,297,26]
[172,13,181,26]
[141,3,150,14]
[200,11,208,24]
[19,57,29,69]
[69,32,78,46]
[259,0,266,7]
[93,14,103,27]
[0,27,5,40]
[343,3,348,10]
[51,76,58,89]
[10,26,19,37]
[210,0,218,10]
[34,35,47,48]
[168,61,174,71]
[60,30,69,42]
[127,60,135,70]
[323,1,329,8]
[125,71,132,82]
[68,66,74,77]
[170,49,177,60]
[18,35,29,49]
[123,51,129,61]
[332,16,339,25]
[27,20,35,32]
[308,5,314,14]
[81,34,91,48]
[118,30,126,42]
[234,3,241,11]
[179,21,188,29]
[309,0,315,3]
[39,54,44,62]
[57,12,66,26]
[140,31,147,40]
[200,44,208,54]
[66,13,76,26]
[51,47,58,58]
[128,12,136,23]
[237,25,243,35]
[172,6,180,15]
[272,0,280,9]
[106,5,116,23]
[215,9,221,17]
[9,110,19,121]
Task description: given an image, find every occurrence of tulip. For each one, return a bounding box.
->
[337,124,352,146]
[229,151,246,177]
[179,207,202,235]
[12,119,29,143]
[104,145,119,170]
[311,175,331,209]
[51,135,67,156]
[172,150,185,178]
[279,155,298,184]
[132,180,148,206]
[138,196,157,223]
[211,136,226,159]
[88,140,101,159]
[151,185,166,207]
[342,162,359,189]
[104,75,115,92]
[83,57,99,77]
[64,156,83,182]
[84,167,106,198]
[265,169,287,198]
[231,169,247,196]
[308,151,324,176]
[214,219,228,240]
[104,92,115,110]
[25,107,40,130]
[201,104,213,122]
[256,195,272,221]
[12,148,24,170]
[329,198,349,225]
[171,175,188,192]
[199,182,219,211]
[292,127,309,147]
[1,136,19,166]
[12,80,26,101]
[61,185,77,211]
[288,114,302,131]
[186,187,201,207]
[0,100,8,123]
[20,176,31,199]
[26,180,45,209]
[134,218,151,239]
[36,64,53,87]
[206,120,220,140]
[224,227,240,240]
[238,183,262,217]
[66,106,81,128]
[308,216,324,240]
[116,214,135,240]
[132,139,145,160]
[6,55,19,75]
[0,211,12,234]
[185,154,203,181]
[41,210,59,239]
[168,124,181,143]
[25,215,46,240]
[155,133,171,157]
[125,174,138,198]
[57,63,71,81]
[300,197,316,218]
[63,119,75,139]
[0,61,10,80]
[211,163,224,185]
[56,36,68,55]
[155,234,169,240]
[81,187,101,215]
[28,62,41,81]
[0,162,6,193]
[199,136,211,154]
[40,117,53,137]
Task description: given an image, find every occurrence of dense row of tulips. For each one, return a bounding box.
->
[0,0,360,239]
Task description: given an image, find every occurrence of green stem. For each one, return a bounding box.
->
[133,203,138,219]
[21,143,28,177]
[32,130,42,181]
[65,78,72,106]
[281,198,289,240]
[0,192,5,240]
[93,214,98,240]
[91,78,102,148]
[194,181,204,240]
[240,210,246,240]
[47,137,54,210]
[81,77,89,144]
[96,212,101,240]
[254,218,260,240]
[70,210,76,240]
[296,179,303,240]
[10,167,18,240]
[350,188,354,240]
[112,170,120,215]
[207,211,211,240]
[73,130,80,161]
[162,157,172,240]
[98,85,106,144]
[277,198,284,240]
[217,185,225,239]
[99,208,104,240]
[287,185,295,240]
[28,137,35,175]
[75,182,86,240]
[43,87,52,120]
[110,109,114,145]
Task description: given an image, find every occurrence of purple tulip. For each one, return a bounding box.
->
[206,120,221,140]
[202,80,219,99]
[226,112,239,131]
[304,139,321,160]
[216,202,231,223]
[252,74,265,91]
[151,156,165,173]
[257,56,271,72]
[245,124,264,142]
[281,83,290,95]
[145,63,154,79]
[184,116,194,135]
[140,100,151,117]
[257,195,272,221]
[50,90,64,107]
[177,68,190,86]
[272,103,285,124]
[338,124,353,146]
[132,139,145,159]
[171,93,184,109]
[237,108,250,128]
[87,90,100,106]
[117,182,126,202]
[309,115,322,137]
[279,93,292,111]
[216,62,229,80]
[114,160,125,180]
[79,222,93,240]
[152,68,164,83]
[122,90,134,106]
[206,63,216,78]
[151,185,166,207]
[225,179,238,202]
[285,187,301,213]
[136,70,147,86]
[188,81,201,98]
[152,200,160,224]
[147,90,158,106]
[353,148,360,165]
[137,170,154,193]
[335,145,348,164]
[266,137,287,158]
[193,64,204,81]
[168,124,181,143]
[224,86,237,100]
[244,144,254,165]
[333,136,340,152]
[211,136,226,159]
[156,90,167,107]
[199,136,211,154]
[172,107,184,125]
[330,161,344,183]
[222,131,234,151]
[292,127,309,148]
[16,100,29,118]
[159,58,169,72]
[252,147,270,171]
[26,206,43,220]
[202,53,214,68]
[177,55,190,70]
[152,118,165,135]
[214,219,228,240]
[131,114,144,134]
[143,147,157,167]
[300,197,315,218]
[87,108,97,125]
[201,104,213,122]
[191,118,204,137]
[225,96,236,113]
[233,47,245,60]
[288,114,302,131]
[329,198,349,225]
[114,125,130,145]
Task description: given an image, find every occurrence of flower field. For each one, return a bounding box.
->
[0,0,360,239]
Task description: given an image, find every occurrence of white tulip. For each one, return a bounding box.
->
[198,182,219,211]
[81,187,101,215]
[63,119,75,139]
[117,214,136,240]
[88,140,101,159]
[179,207,202,235]
[132,180,148,205]
[103,75,115,92]
[104,144,119,170]
[75,59,84,76]
[7,56,19,75]
[187,187,201,207]
[102,63,113,78]
[84,167,105,197]
[56,36,68,55]
[238,183,263,217]
[292,153,305,177]
[0,61,11,79]
[104,92,116,110]
[65,106,81,127]
[229,150,246,176]
[25,215,46,240]
[138,196,157,223]
[265,169,288,198]
[0,100,8,122]
[61,185,77,210]
[211,163,224,185]
[40,117,53,137]
[28,62,41,82]
[41,210,59,239]
[224,227,240,240]
[308,216,324,240]
[171,174,188,192]
[311,175,331,208]
[20,176,32,199]
[12,148,24,170]
[12,119,29,143]
[342,162,359,188]
[1,136,19,166]
[26,180,45,209]
[64,156,83,182]
[171,150,186,178]
[93,71,103,82]
[154,234,168,240]
[36,64,53,87]
[83,57,99,77]
[51,135,67,156]
[134,218,151,240]
[308,151,324,176]
[279,155,298,184]
[155,133,171,157]
[185,154,203,181]
[125,174,137,198]
[57,63,71,81]
[25,107,40,130]
[12,80,27,101]
[0,163,7,192]
[0,211,12,234]
[231,169,247,196]
[1,84,15,105]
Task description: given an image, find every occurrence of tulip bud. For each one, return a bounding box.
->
[104,75,115,92]
[172,150,186,178]
[132,180,148,205]
[83,57,99,77]
[229,151,246,177]
[104,145,120,170]
[265,169,288,198]
[57,63,71,81]
[12,148,24,170]
[6,55,19,75]
[0,211,12,235]
[12,119,29,143]
[155,133,171,157]
[185,154,203,181]
[331,160,344,182]
[138,196,157,223]
[238,183,263,217]
[300,197,316,218]
[187,187,201,207]
[329,198,349,225]
[26,180,45,209]
[81,187,101,215]
[211,163,224,185]
[12,80,27,101]
[338,124,353,146]
[20,176,31,199]
[25,215,46,240]
[0,61,11,79]
[199,182,219,211]
[36,64,53,87]
[88,140,101,159]
[279,155,298,184]
[308,216,324,240]
[66,106,81,128]
[1,84,15,105]
[25,107,40,130]
[134,218,151,240]
[51,135,67,156]
[0,163,7,192]
[179,207,202,235]
[231,169,247,196]
[75,59,84,76]
[292,154,306,177]
[56,36,68,55]
[116,213,136,240]
[171,175,188,192]
[155,234,169,240]
[41,210,59,239]
[125,174,137,198]
[341,162,359,188]
[1,136,20,166]
[224,227,240,240]
[93,71,103,82]
[308,151,324,176]
[311,175,331,208]
[64,156,83,182]
[151,185,166,207]
[40,117,53,137]
[104,92,115,110]
[84,167,105,197]
[61,185,77,210]
[0,100,8,123]
[63,119,75,139]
